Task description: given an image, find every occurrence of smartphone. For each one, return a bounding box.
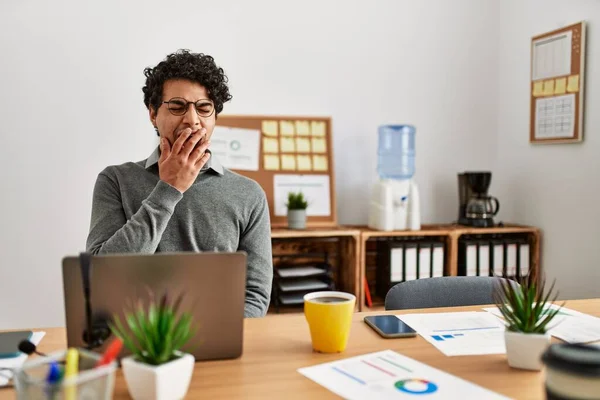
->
[0,331,33,358]
[364,315,417,339]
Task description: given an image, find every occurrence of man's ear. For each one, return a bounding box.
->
[149,106,157,127]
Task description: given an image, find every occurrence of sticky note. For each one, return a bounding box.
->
[262,120,278,137]
[543,80,555,96]
[311,138,327,153]
[567,75,580,93]
[297,155,312,171]
[554,78,567,95]
[280,121,295,136]
[281,155,296,171]
[312,155,328,171]
[311,121,326,137]
[296,121,311,136]
[263,137,279,153]
[280,137,295,152]
[296,138,311,153]
[533,81,544,97]
[264,155,280,170]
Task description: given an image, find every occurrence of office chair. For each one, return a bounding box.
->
[384,276,515,311]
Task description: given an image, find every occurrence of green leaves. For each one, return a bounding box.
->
[286,192,308,210]
[493,273,563,334]
[108,290,197,366]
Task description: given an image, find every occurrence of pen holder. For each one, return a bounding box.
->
[13,348,116,400]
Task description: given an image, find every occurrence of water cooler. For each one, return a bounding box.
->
[368,125,421,231]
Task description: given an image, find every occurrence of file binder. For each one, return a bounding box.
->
[506,241,518,277]
[418,243,432,279]
[491,240,505,277]
[432,243,444,277]
[518,240,530,277]
[466,241,478,276]
[404,244,418,281]
[478,241,491,277]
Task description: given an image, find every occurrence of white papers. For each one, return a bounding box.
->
[273,174,330,216]
[532,30,572,81]
[396,312,506,356]
[535,94,576,139]
[211,126,260,171]
[0,331,46,386]
[484,305,600,344]
[298,350,509,400]
[277,266,325,278]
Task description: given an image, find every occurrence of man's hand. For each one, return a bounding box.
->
[158,127,211,193]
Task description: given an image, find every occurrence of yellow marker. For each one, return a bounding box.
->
[64,348,79,399]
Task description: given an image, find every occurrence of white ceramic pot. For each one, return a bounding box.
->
[121,352,195,400]
[504,330,551,371]
[287,209,307,229]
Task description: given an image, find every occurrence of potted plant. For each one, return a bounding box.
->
[109,291,197,400]
[286,191,308,229]
[493,273,563,371]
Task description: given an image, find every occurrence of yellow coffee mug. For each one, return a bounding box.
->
[304,291,356,353]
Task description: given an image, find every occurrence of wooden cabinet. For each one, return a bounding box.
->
[267,224,541,313]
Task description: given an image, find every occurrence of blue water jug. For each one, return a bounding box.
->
[377,125,416,180]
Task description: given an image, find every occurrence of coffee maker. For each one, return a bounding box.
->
[457,171,500,227]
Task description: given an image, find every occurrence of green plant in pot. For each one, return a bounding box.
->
[109,291,197,400]
[493,273,563,371]
[286,191,308,229]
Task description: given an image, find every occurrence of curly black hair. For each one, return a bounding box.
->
[142,49,232,129]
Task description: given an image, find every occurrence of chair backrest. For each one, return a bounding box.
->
[384,276,508,311]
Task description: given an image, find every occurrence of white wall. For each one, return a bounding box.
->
[0,0,499,328]
[494,0,600,300]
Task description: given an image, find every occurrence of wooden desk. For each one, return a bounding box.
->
[3,299,598,399]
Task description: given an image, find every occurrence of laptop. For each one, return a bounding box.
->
[61,251,247,361]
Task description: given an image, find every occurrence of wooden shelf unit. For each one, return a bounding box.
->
[357,224,541,311]
[266,224,541,313]
[269,227,361,313]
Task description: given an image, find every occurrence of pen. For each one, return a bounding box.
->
[45,361,61,384]
[96,337,123,367]
[44,361,61,400]
[64,348,78,400]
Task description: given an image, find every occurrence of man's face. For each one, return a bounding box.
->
[149,79,216,147]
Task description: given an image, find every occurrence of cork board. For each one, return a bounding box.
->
[530,21,586,144]
[212,115,337,228]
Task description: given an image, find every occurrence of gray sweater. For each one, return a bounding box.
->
[86,147,273,317]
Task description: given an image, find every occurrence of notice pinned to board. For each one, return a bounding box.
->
[211,126,260,171]
[273,174,331,217]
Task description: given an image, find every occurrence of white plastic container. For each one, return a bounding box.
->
[368,179,421,231]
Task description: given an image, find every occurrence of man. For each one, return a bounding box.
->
[86,49,273,317]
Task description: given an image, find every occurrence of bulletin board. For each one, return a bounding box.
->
[211,115,337,228]
[530,21,586,144]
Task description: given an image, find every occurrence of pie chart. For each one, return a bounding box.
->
[394,379,438,395]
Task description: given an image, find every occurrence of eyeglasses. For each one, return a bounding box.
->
[162,97,215,117]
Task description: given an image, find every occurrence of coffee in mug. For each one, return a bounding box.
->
[304,291,356,353]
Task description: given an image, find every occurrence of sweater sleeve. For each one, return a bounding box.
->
[238,189,273,317]
[86,171,183,255]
